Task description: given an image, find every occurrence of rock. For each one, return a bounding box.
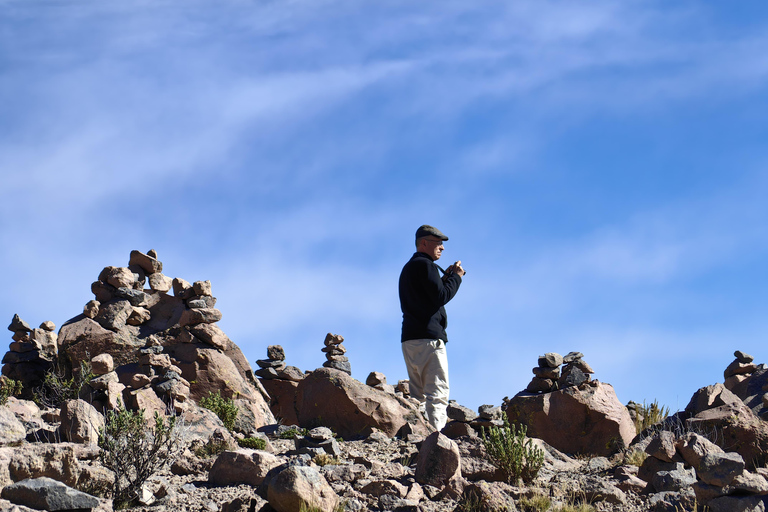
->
[179,308,222,327]
[460,481,517,512]
[100,266,135,289]
[708,495,766,512]
[685,383,742,415]
[83,300,100,319]
[260,379,300,426]
[277,366,305,382]
[697,452,745,487]
[60,399,104,445]
[114,287,148,306]
[188,323,231,351]
[39,321,55,332]
[442,421,477,439]
[735,351,755,364]
[582,474,627,504]
[8,444,81,487]
[538,352,563,368]
[7,314,32,333]
[148,272,173,292]
[366,371,387,387]
[676,432,725,468]
[360,479,408,498]
[0,477,100,511]
[558,366,590,388]
[129,250,163,275]
[94,299,134,331]
[193,280,212,296]
[506,381,636,456]
[208,450,280,486]
[0,408,26,444]
[415,432,461,487]
[646,431,681,463]
[478,405,502,421]
[267,345,286,361]
[732,470,768,494]
[127,306,151,326]
[323,359,351,374]
[90,353,114,376]
[652,467,697,492]
[267,465,339,512]
[295,367,430,439]
[172,277,194,299]
[526,377,554,393]
[686,401,768,467]
[123,387,166,420]
[725,360,758,379]
[563,351,584,363]
[232,398,276,434]
[447,402,478,423]
[533,366,560,380]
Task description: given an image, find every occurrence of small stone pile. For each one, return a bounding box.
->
[442,402,503,439]
[293,426,342,456]
[255,345,304,382]
[723,350,756,391]
[526,351,594,394]
[322,333,350,375]
[2,315,58,399]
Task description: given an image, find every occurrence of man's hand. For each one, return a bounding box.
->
[448,260,466,277]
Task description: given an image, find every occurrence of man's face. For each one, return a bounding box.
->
[420,237,445,261]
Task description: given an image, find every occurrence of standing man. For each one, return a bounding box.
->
[399,224,465,431]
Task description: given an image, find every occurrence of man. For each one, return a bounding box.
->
[399,224,465,430]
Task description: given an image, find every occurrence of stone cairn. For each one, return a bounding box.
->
[442,401,504,439]
[526,351,595,394]
[723,350,756,391]
[255,345,305,382]
[322,333,350,375]
[2,315,58,399]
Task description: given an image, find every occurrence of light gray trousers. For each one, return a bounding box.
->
[401,338,449,431]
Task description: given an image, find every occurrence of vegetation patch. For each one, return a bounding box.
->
[199,390,238,431]
[481,416,545,485]
[237,436,267,449]
[0,376,23,405]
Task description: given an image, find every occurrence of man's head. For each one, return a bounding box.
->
[415,224,449,261]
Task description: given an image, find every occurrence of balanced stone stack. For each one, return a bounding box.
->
[526,351,594,394]
[723,350,757,391]
[442,401,504,439]
[322,333,350,375]
[2,315,57,399]
[255,345,304,382]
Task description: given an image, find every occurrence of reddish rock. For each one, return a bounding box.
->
[208,450,279,487]
[129,250,163,275]
[295,367,431,439]
[148,273,173,292]
[267,466,339,512]
[83,300,99,319]
[687,401,768,467]
[260,379,300,426]
[90,354,114,376]
[99,266,135,289]
[506,381,636,456]
[193,280,212,296]
[188,323,231,350]
[60,399,104,445]
[179,308,222,327]
[416,432,462,488]
[58,317,143,375]
[685,383,742,416]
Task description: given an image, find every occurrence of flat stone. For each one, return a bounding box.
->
[39,321,55,332]
[129,249,163,274]
[563,351,584,363]
[323,359,351,374]
[0,477,100,511]
[256,359,286,370]
[179,308,222,327]
[447,402,477,422]
[7,314,31,333]
[735,351,755,364]
[533,366,560,379]
[276,366,305,382]
[323,333,344,346]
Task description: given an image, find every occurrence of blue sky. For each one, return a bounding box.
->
[2,0,768,413]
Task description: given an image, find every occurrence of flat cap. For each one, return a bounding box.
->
[415,225,449,241]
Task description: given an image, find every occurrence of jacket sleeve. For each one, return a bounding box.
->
[420,260,462,309]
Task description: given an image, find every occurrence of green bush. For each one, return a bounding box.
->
[0,377,23,405]
[98,407,184,508]
[279,426,309,439]
[199,391,238,431]
[481,415,544,485]
[633,399,670,432]
[237,436,267,449]
[34,360,93,409]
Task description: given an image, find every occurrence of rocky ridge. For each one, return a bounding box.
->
[2,253,768,511]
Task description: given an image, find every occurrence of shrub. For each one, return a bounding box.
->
[199,390,238,431]
[237,436,267,449]
[279,426,309,439]
[633,399,670,432]
[520,494,552,512]
[312,453,340,466]
[34,360,93,409]
[98,407,184,508]
[481,415,544,485]
[624,448,648,467]
[0,376,23,405]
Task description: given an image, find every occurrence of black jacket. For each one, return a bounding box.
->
[399,252,462,343]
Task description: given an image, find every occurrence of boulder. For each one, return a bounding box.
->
[8,444,81,487]
[60,399,104,445]
[0,477,100,511]
[0,407,26,444]
[267,465,339,512]
[697,452,745,487]
[295,367,431,439]
[685,383,743,416]
[415,432,462,488]
[707,495,766,512]
[676,432,725,468]
[506,381,636,456]
[208,450,280,487]
[687,401,768,467]
[260,379,300,426]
